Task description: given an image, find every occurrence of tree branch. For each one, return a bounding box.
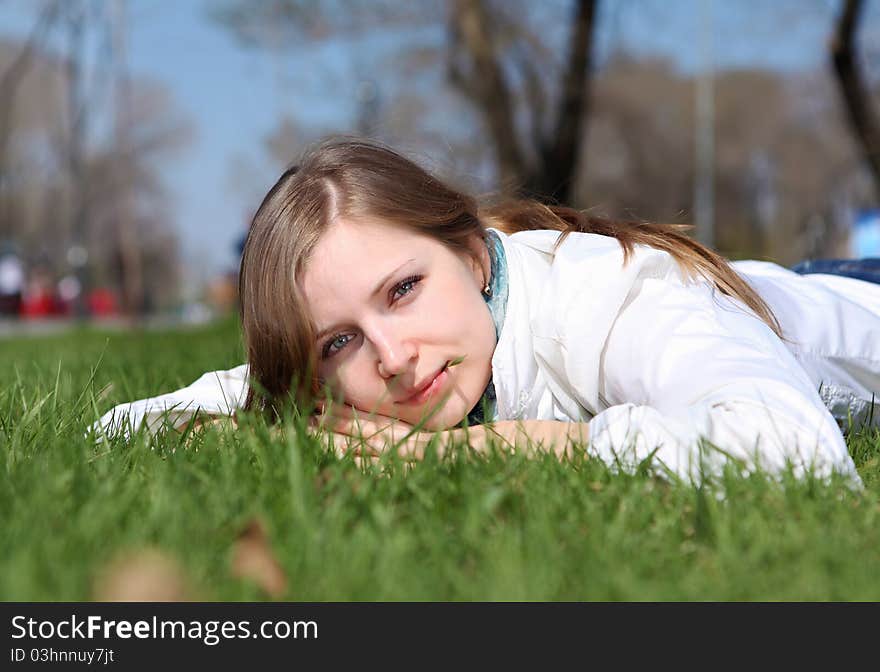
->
[0,1,60,96]
[448,0,524,188]
[513,43,548,160]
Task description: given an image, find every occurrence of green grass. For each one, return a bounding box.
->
[2,316,880,601]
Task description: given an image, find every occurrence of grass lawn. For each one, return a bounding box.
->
[2,315,880,601]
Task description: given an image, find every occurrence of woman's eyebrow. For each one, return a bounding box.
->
[370,258,416,299]
[314,258,416,341]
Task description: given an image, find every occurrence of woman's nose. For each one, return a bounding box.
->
[371,325,416,379]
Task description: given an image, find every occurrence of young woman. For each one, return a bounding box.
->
[95,139,880,484]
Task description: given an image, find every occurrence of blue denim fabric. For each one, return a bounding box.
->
[791,259,880,285]
[462,230,508,426]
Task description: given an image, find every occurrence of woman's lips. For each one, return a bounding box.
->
[397,364,449,405]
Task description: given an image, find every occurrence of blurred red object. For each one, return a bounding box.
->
[21,288,61,318]
[87,287,118,317]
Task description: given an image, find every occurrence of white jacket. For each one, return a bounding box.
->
[490,229,875,484]
[94,229,879,484]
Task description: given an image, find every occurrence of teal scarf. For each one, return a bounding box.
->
[462,229,508,426]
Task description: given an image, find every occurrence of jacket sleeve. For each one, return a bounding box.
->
[90,364,249,440]
[571,267,860,485]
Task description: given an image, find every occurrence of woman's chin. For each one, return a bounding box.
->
[405,399,472,431]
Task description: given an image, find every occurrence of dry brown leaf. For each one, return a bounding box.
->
[230,519,289,599]
[93,548,192,602]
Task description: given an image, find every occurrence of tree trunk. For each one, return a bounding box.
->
[111,0,144,318]
[831,0,880,203]
[523,0,596,204]
[448,0,525,188]
[0,1,59,239]
[65,2,91,318]
[448,0,597,204]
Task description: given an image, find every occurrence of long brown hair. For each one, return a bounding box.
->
[482,199,782,337]
[239,138,781,418]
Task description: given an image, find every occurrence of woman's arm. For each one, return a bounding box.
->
[566,272,860,484]
[314,406,588,462]
[92,364,248,440]
[176,404,590,464]
[476,419,589,460]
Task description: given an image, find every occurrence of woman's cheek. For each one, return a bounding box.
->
[330,360,363,403]
[420,288,455,323]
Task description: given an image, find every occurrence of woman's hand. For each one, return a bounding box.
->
[311,405,589,464]
[310,404,435,463]
[462,420,588,460]
[173,408,589,466]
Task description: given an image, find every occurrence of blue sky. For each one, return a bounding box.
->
[1,0,878,285]
[123,1,356,288]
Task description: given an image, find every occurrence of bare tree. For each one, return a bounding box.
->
[0,4,192,315]
[831,0,880,202]
[0,0,60,239]
[448,0,597,203]
[577,55,866,263]
[212,0,598,204]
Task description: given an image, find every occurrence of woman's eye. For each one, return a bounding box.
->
[391,275,422,302]
[323,333,352,358]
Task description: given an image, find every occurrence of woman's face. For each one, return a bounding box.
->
[301,216,496,430]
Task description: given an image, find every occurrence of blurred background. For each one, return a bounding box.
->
[0,0,878,329]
